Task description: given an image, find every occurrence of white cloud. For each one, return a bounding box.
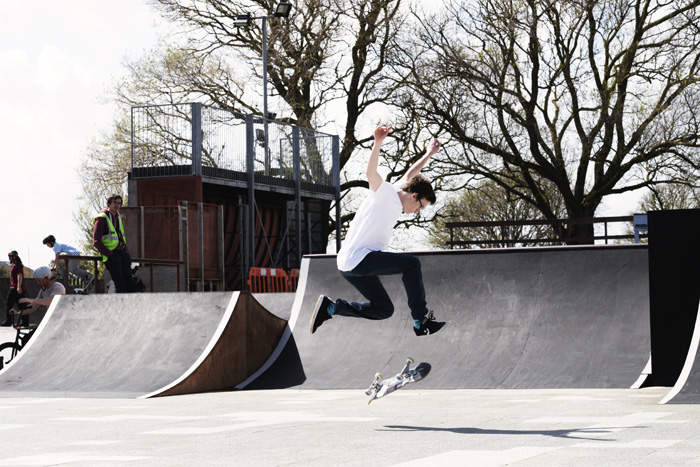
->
[0,49,29,75]
[34,45,70,93]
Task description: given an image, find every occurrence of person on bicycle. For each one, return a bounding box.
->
[2,251,27,327]
[17,266,66,318]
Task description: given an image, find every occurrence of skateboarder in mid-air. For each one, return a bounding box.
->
[310,125,446,336]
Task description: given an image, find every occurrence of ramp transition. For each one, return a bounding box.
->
[242,245,651,390]
[659,299,700,404]
[0,291,286,398]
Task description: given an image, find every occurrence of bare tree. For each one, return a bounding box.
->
[428,176,566,249]
[391,0,700,243]
[638,183,700,211]
[79,0,408,248]
[135,1,405,142]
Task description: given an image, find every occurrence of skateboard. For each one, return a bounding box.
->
[365,358,431,404]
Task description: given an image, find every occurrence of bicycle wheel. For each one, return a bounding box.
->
[0,342,22,368]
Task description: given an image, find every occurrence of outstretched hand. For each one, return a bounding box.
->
[374,125,392,144]
[428,138,441,156]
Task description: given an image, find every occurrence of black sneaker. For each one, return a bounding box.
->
[414,310,445,336]
[309,295,333,334]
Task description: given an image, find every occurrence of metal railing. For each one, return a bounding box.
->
[55,255,100,291]
[130,103,338,194]
[55,255,184,293]
[130,258,184,293]
[445,216,648,248]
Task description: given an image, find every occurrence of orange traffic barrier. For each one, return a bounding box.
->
[288,268,300,292]
[247,267,289,293]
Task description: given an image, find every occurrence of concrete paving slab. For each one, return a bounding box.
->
[0,387,696,466]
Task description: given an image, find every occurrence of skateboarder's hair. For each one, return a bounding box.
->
[403,175,436,205]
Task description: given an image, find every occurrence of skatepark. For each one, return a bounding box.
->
[1,228,700,465]
[0,245,652,397]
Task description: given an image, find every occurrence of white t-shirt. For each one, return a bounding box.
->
[337,180,403,271]
[36,281,66,300]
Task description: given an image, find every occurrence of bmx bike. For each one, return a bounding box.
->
[0,308,36,370]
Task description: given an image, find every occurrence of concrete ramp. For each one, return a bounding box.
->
[0,292,286,398]
[243,245,650,390]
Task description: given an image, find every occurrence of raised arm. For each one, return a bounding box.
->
[402,138,441,183]
[366,125,392,192]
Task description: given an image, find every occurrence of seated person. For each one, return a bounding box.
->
[42,235,94,287]
[17,266,66,320]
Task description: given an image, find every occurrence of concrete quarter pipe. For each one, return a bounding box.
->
[0,291,286,398]
[243,245,651,390]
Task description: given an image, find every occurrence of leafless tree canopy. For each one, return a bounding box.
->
[142,1,404,153]
[80,0,700,249]
[392,0,700,240]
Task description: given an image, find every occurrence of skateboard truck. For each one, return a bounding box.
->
[365,373,382,396]
[395,357,414,382]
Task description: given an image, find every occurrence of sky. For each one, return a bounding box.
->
[0,1,645,270]
[0,0,163,269]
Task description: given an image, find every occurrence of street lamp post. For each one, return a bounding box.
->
[235,2,293,175]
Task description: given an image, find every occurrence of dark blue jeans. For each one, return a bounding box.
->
[337,251,428,322]
[105,249,137,293]
[5,289,25,313]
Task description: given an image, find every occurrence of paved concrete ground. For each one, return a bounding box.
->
[0,386,697,466]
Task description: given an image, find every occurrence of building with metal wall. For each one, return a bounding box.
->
[126,103,340,291]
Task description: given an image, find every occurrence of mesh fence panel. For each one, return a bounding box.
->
[201,106,247,171]
[132,104,193,171]
[131,103,335,189]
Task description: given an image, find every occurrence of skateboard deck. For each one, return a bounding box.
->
[365,358,431,404]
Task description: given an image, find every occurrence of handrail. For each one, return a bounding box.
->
[445,216,647,248]
[55,255,184,292]
[130,257,184,292]
[55,255,100,291]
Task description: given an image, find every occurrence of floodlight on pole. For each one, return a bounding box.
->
[233,3,293,176]
[274,2,293,17]
[233,14,251,26]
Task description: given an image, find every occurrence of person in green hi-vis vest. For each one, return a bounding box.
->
[92,194,137,293]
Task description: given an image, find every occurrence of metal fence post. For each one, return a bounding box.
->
[293,125,302,265]
[198,202,204,291]
[218,204,225,290]
[130,106,135,174]
[192,103,202,176]
[332,135,341,252]
[246,114,256,271]
[179,201,189,291]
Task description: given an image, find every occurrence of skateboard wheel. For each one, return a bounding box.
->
[375,373,382,379]
[406,357,414,364]
[364,390,372,396]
